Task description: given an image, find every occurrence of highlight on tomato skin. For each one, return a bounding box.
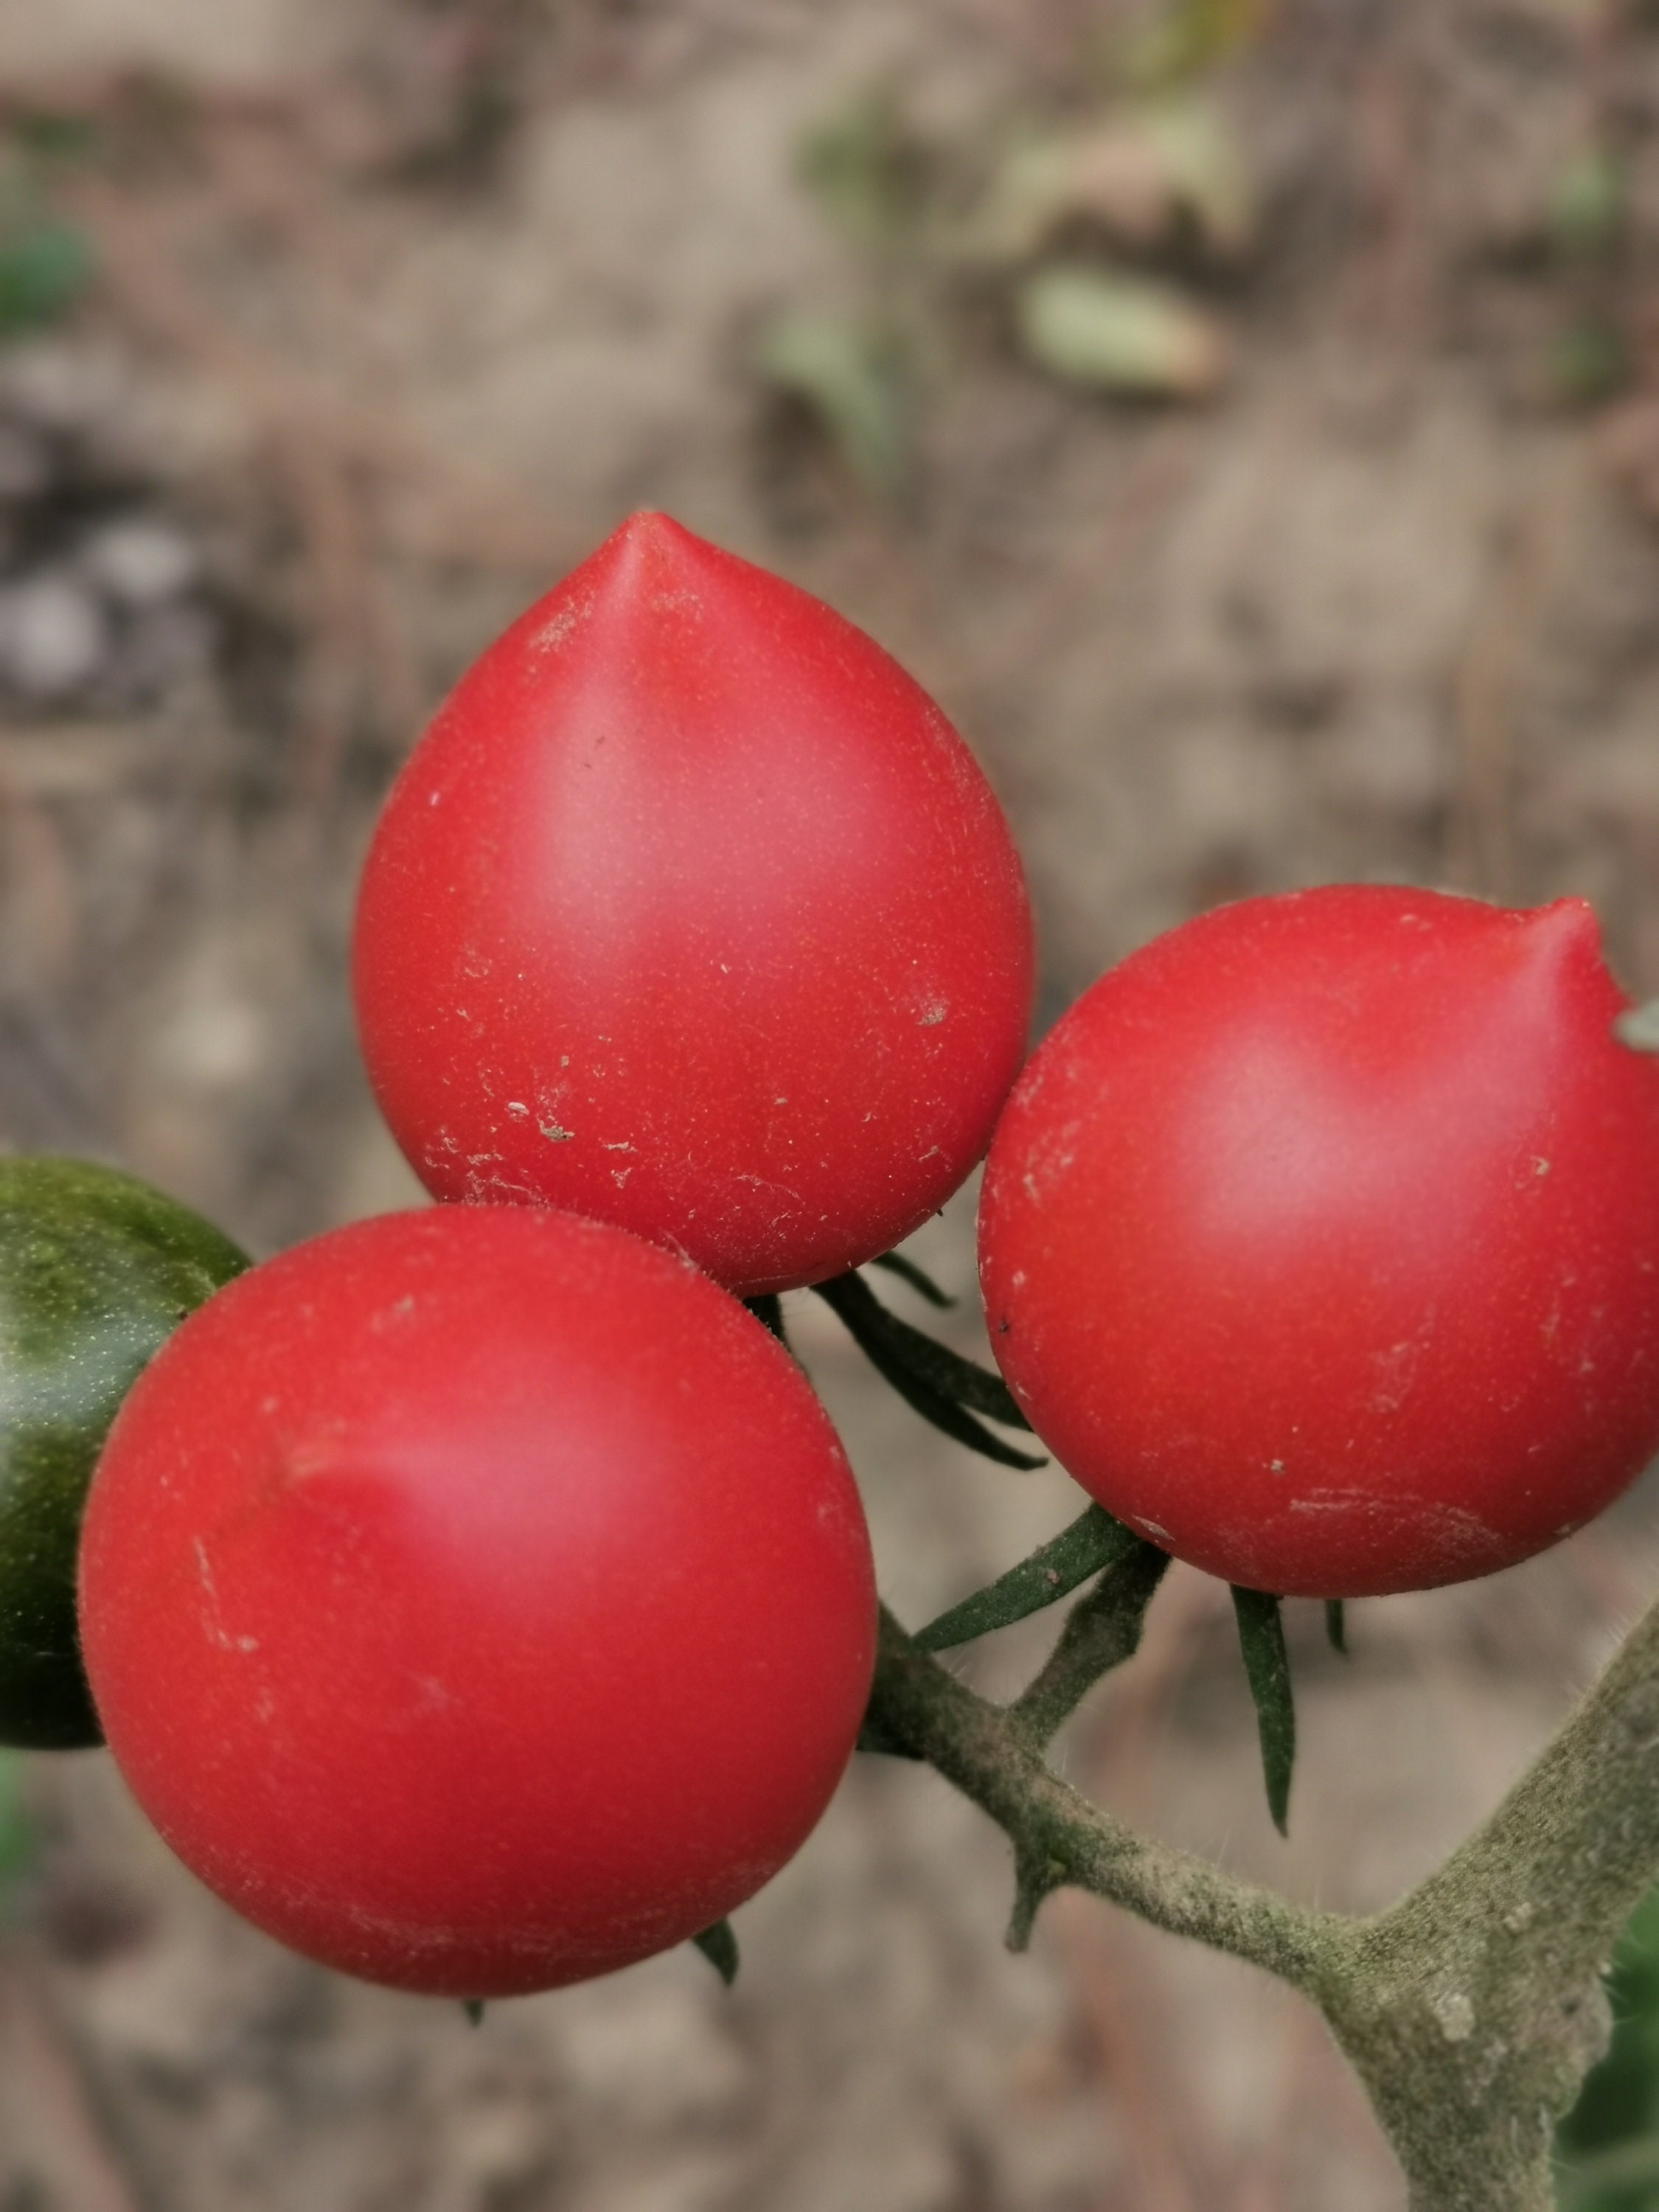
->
[977,885,1659,1601]
[351,510,1034,1298]
[77,1206,877,1999]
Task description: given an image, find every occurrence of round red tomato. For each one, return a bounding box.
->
[978,886,1659,1599]
[351,512,1032,1298]
[78,1206,876,1997]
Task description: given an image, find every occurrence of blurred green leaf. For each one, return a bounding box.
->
[0,214,93,335]
[1548,144,1625,260]
[797,91,929,252]
[0,1750,35,1905]
[1558,1886,1659,2207]
[1015,264,1226,397]
[1545,317,1626,408]
[756,305,912,502]
[7,111,99,165]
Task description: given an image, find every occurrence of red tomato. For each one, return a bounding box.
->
[978,887,1659,1599]
[352,512,1032,1298]
[78,1207,875,1997]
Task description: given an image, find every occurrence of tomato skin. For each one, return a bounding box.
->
[978,887,1659,1599]
[78,1206,876,1997]
[0,1158,248,1750]
[351,512,1033,1297]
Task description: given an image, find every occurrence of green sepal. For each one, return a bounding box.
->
[915,1503,1144,1651]
[1325,1599,1348,1655]
[461,1999,486,2026]
[1231,1586,1295,1836]
[811,1270,1044,1470]
[692,1919,740,1986]
[868,1250,955,1308]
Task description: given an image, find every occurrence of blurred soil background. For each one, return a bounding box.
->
[1,0,1659,2205]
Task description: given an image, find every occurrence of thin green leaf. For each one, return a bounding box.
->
[1325,1599,1347,1655]
[1231,1587,1295,1835]
[814,1270,1034,1430]
[462,1999,486,2027]
[868,1250,955,1309]
[916,1504,1144,1650]
[692,1920,740,1986]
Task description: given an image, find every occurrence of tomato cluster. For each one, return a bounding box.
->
[9,510,1659,2000]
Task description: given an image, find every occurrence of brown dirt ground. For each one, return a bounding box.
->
[3,2,1659,2205]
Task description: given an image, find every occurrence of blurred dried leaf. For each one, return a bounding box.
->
[754,305,911,501]
[796,91,930,254]
[975,99,1253,264]
[1015,265,1227,398]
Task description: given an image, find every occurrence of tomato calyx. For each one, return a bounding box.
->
[888,1492,1318,1833]
[692,1919,740,1986]
[810,1265,1045,1470]
[1230,1588,1295,1835]
[913,1503,1146,1652]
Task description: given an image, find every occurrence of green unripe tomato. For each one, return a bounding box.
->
[0,1158,248,1748]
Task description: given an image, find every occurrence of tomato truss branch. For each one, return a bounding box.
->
[865,1604,1346,1989]
[867,1576,1659,2212]
[1004,1543,1169,1750]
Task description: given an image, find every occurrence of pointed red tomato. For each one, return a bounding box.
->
[78,1206,875,1997]
[352,513,1032,1296]
[979,887,1659,1598]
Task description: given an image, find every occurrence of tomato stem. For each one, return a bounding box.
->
[869,1577,1659,2210]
